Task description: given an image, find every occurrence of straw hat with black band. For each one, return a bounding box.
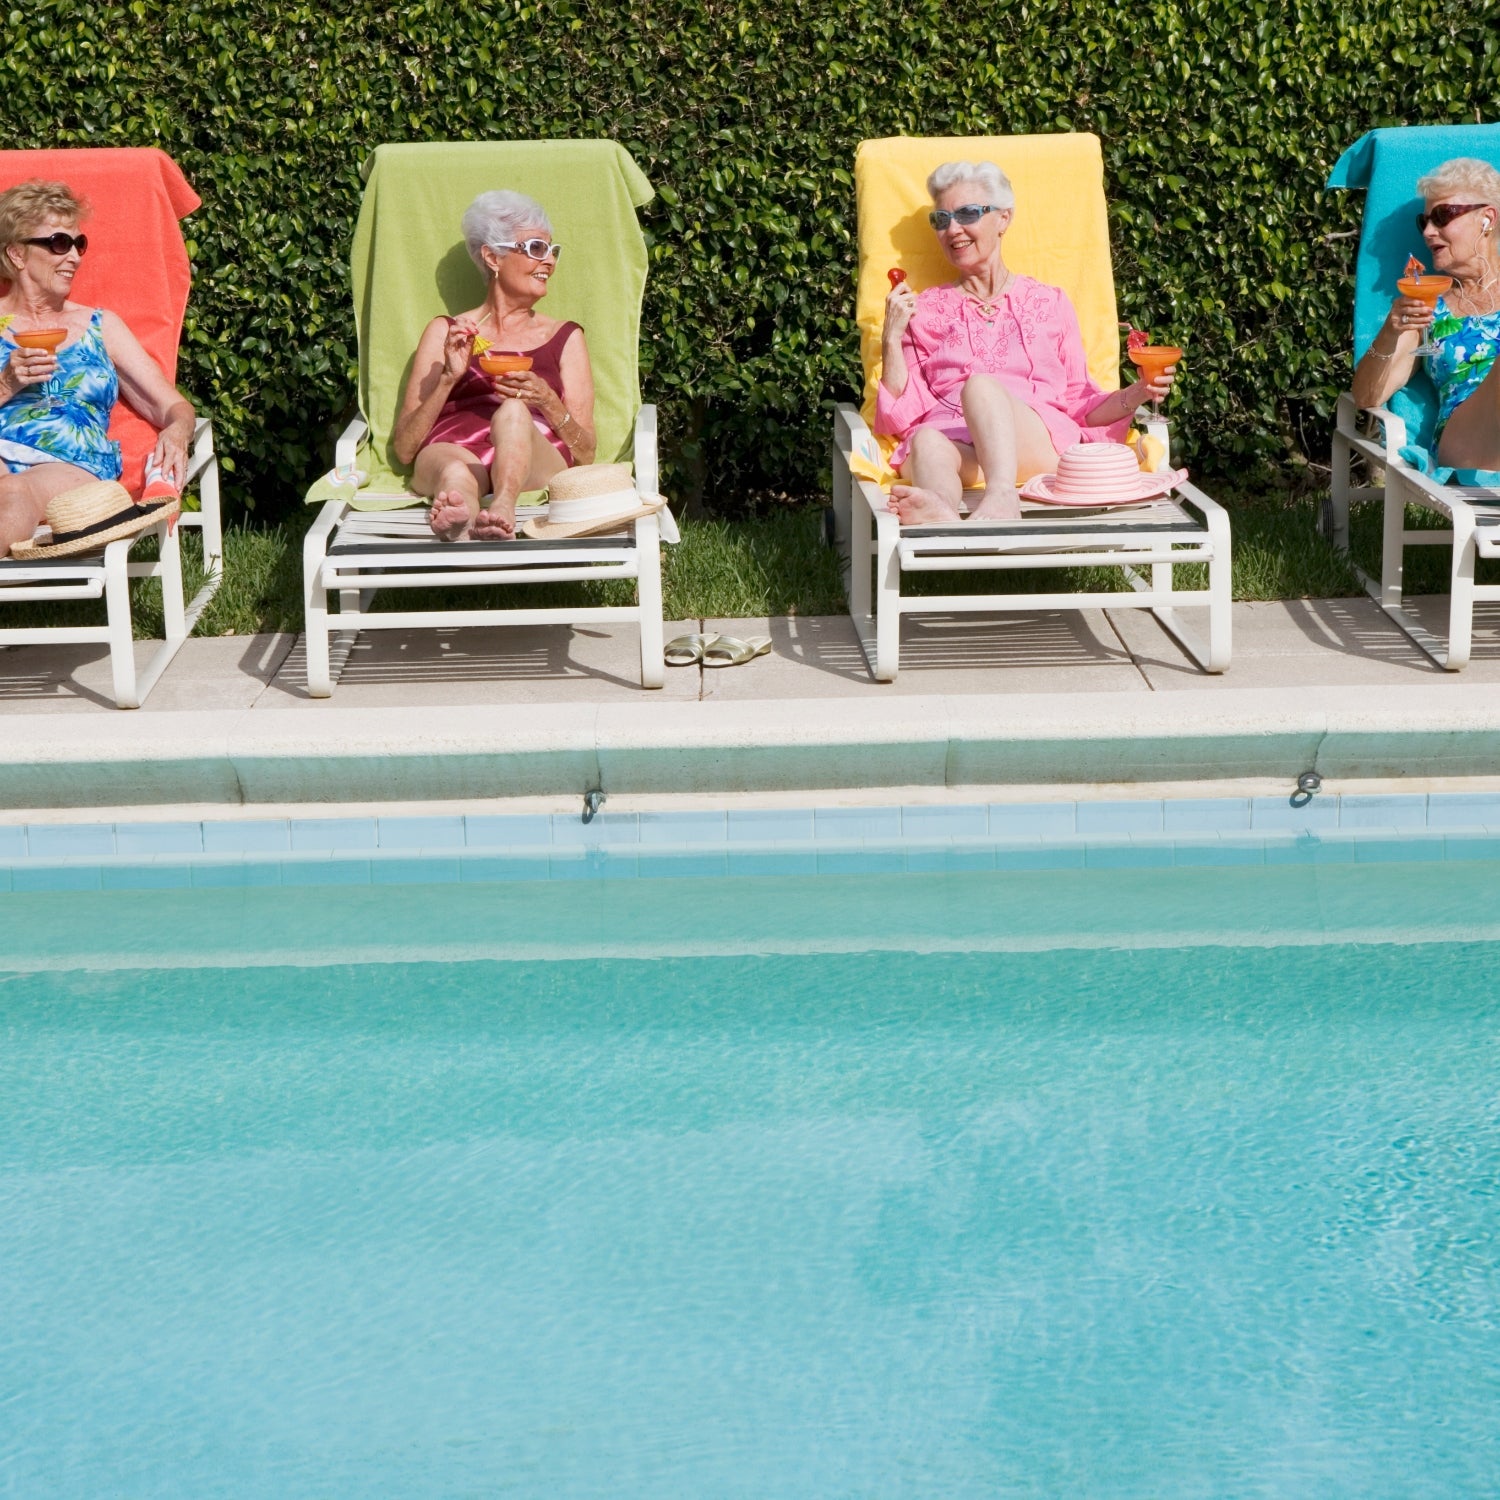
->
[519,463,666,541]
[10,480,179,560]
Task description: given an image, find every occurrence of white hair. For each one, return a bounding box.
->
[926,160,1015,210]
[461,190,554,273]
[1416,157,1500,207]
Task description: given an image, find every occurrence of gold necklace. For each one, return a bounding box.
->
[966,270,1014,324]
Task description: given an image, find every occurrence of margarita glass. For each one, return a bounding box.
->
[478,352,533,377]
[13,327,67,407]
[1396,257,1452,358]
[1126,338,1183,410]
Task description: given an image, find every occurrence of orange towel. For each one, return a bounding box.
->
[0,148,200,496]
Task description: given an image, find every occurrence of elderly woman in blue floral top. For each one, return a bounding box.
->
[0,180,194,556]
[1353,157,1500,471]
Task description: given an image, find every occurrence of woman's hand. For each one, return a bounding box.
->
[7,346,58,389]
[492,369,558,418]
[884,281,918,339]
[1133,363,1177,407]
[441,318,479,383]
[1387,292,1435,340]
[148,426,190,490]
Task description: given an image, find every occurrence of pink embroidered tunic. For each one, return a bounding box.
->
[874,277,1130,468]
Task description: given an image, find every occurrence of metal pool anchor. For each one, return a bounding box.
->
[1290,770,1323,809]
[583,788,606,823]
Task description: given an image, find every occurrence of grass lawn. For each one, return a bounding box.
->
[6,472,1489,640]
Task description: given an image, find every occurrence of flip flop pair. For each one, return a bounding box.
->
[663,632,773,667]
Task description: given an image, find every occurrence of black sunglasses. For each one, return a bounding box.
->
[23,232,89,256]
[1415,203,1486,233]
[928,204,1001,232]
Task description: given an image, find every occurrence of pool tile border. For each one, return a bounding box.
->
[4,792,1500,890]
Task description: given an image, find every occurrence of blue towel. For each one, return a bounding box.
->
[1328,124,1500,479]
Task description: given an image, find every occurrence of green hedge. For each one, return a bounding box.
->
[4,0,1498,517]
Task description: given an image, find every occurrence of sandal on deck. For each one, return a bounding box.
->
[664,632,720,666]
[702,634,772,668]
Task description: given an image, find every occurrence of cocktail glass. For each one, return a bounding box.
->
[1127,344,1183,408]
[1395,275,1453,357]
[478,352,533,377]
[13,327,67,407]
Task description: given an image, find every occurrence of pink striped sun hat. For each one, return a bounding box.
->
[1020,443,1187,508]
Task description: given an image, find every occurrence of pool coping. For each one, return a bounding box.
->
[3,681,1500,810]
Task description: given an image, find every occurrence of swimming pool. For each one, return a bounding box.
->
[3,853,1498,1496]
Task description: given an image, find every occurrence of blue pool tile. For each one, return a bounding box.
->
[987,803,1076,838]
[1084,840,1174,870]
[726,848,819,877]
[816,847,905,875]
[814,807,902,841]
[904,843,996,873]
[1262,835,1359,865]
[1076,801,1164,835]
[550,813,640,847]
[289,818,378,852]
[26,824,115,858]
[464,815,553,849]
[1251,796,1340,831]
[114,822,204,856]
[1426,793,1500,829]
[202,820,291,853]
[638,850,731,880]
[372,856,462,885]
[550,848,638,879]
[0,866,10,891]
[377,817,466,850]
[727,808,815,843]
[13,863,102,892]
[1353,834,1447,863]
[637,811,728,846]
[1339,794,1428,830]
[280,857,372,886]
[1173,838,1266,867]
[191,861,283,888]
[102,862,195,891]
[993,842,1085,872]
[900,804,988,840]
[459,853,551,883]
[1443,832,1500,861]
[1162,798,1252,833]
[0,826,26,858]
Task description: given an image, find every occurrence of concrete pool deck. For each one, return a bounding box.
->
[1,596,1498,811]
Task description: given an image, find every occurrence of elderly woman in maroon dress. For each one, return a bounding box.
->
[877,160,1176,522]
[392,190,596,541]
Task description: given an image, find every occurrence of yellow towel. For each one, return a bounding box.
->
[854,134,1122,441]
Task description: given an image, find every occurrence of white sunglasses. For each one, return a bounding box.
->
[492,238,562,261]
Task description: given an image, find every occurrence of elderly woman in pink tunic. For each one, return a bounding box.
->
[877,160,1176,523]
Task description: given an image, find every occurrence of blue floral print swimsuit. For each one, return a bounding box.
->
[1429,296,1500,439]
[0,310,123,480]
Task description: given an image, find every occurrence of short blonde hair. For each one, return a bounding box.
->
[0,180,88,274]
[1416,157,1500,207]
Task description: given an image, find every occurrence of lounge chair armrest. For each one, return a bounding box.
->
[184,416,215,483]
[1338,393,1407,460]
[1364,406,1407,460]
[335,415,369,470]
[634,404,677,542]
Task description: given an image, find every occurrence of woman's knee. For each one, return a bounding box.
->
[489,398,533,439]
[909,426,960,465]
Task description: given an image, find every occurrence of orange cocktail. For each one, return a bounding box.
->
[1128,344,1183,388]
[1396,274,1452,310]
[478,352,533,376]
[12,328,66,352]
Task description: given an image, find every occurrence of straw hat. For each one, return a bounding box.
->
[10,480,180,559]
[1020,443,1187,508]
[519,463,666,540]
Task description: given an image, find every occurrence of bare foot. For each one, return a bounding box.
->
[967,487,1023,521]
[888,484,962,524]
[471,494,517,541]
[428,489,477,541]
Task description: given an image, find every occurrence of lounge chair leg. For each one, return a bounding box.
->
[1329,425,1352,552]
[103,538,140,709]
[1380,482,1406,609]
[303,500,341,697]
[874,509,901,682]
[636,512,665,688]
[1447,507,1476,672]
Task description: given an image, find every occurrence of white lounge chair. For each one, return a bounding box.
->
[0,147,221,708]
[830,134,1231,683]
[301,140,675,696]
[1327,123,1500,671]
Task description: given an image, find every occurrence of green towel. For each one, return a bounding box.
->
[307,139,654,509]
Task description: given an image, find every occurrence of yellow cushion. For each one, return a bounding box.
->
[854,134,1122,434]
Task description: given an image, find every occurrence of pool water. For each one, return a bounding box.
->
[3,865,1499,1497]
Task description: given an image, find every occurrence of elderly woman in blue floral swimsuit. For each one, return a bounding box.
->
[0,180,195,556]
[1352,156,1500,471]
